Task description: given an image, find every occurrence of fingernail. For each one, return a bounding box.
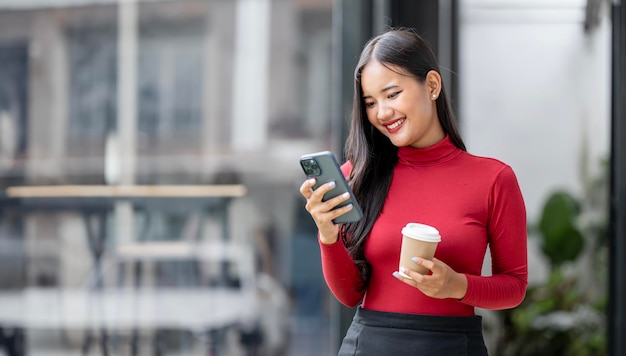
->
[307,178,316,185]
[392,272,400,279]
[411,257,420,263]
[399,266,406,274]
[328,181,336,188]
[346,204,353,209]
[342,192,350,198]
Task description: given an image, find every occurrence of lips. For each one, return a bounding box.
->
[384,118,405,133]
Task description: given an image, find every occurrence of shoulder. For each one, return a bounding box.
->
[461,151,516,175]
[452,153,526,216]
[456,151,522,191]
[340,161,353,177]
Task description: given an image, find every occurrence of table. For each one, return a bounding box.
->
[5,184,247,199]
[0,185,253,355]
[2,184,247,275]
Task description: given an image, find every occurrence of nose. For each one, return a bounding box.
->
[377,103,393,121]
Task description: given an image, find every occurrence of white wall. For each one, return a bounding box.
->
[459,0,611,225]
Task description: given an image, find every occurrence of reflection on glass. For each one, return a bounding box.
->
[0,0,334,354]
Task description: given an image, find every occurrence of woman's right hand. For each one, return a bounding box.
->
[299,178,355,244]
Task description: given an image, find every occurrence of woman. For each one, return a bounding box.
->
[299,28,527,355]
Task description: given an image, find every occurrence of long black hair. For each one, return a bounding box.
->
[343,28,466,290]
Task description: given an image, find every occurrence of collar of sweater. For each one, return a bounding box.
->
[397,135,461,166]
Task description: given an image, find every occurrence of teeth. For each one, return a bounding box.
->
[387,120,404,130]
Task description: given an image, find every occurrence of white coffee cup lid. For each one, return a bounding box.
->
[401,223,441,242]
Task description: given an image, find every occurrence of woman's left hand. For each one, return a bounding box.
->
[394,258,468,300]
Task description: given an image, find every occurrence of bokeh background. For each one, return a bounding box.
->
[0,0,623,355]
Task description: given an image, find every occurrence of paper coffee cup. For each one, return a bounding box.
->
[398,223,441,278]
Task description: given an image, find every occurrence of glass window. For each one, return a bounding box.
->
[0,1,336,355]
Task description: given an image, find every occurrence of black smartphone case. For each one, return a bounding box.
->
[299,151,363,224]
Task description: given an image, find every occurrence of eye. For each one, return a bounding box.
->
[364,101,375,108]
[388,91,402,99]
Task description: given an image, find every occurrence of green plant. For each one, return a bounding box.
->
[538,191,584,266]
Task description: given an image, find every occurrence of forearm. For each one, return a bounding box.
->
[460,273,527,309]
[319,238,366,307]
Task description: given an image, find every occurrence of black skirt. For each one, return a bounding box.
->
[338,307,488,356]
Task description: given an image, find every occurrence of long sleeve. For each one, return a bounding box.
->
[319,236,366,307]
[461,165,528,309]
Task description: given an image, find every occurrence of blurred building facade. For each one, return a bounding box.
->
[0,0,335,355]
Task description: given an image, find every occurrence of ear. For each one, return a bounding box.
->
[425,70,442,100]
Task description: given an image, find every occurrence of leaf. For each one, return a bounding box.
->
[539,191,585,265]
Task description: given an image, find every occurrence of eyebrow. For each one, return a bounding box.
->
[362,85,400,99]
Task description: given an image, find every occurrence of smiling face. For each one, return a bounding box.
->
[360,60,444,149]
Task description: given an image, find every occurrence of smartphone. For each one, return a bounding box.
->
[299,151,363,224]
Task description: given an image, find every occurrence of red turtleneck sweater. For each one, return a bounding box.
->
[319,136,528,316]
